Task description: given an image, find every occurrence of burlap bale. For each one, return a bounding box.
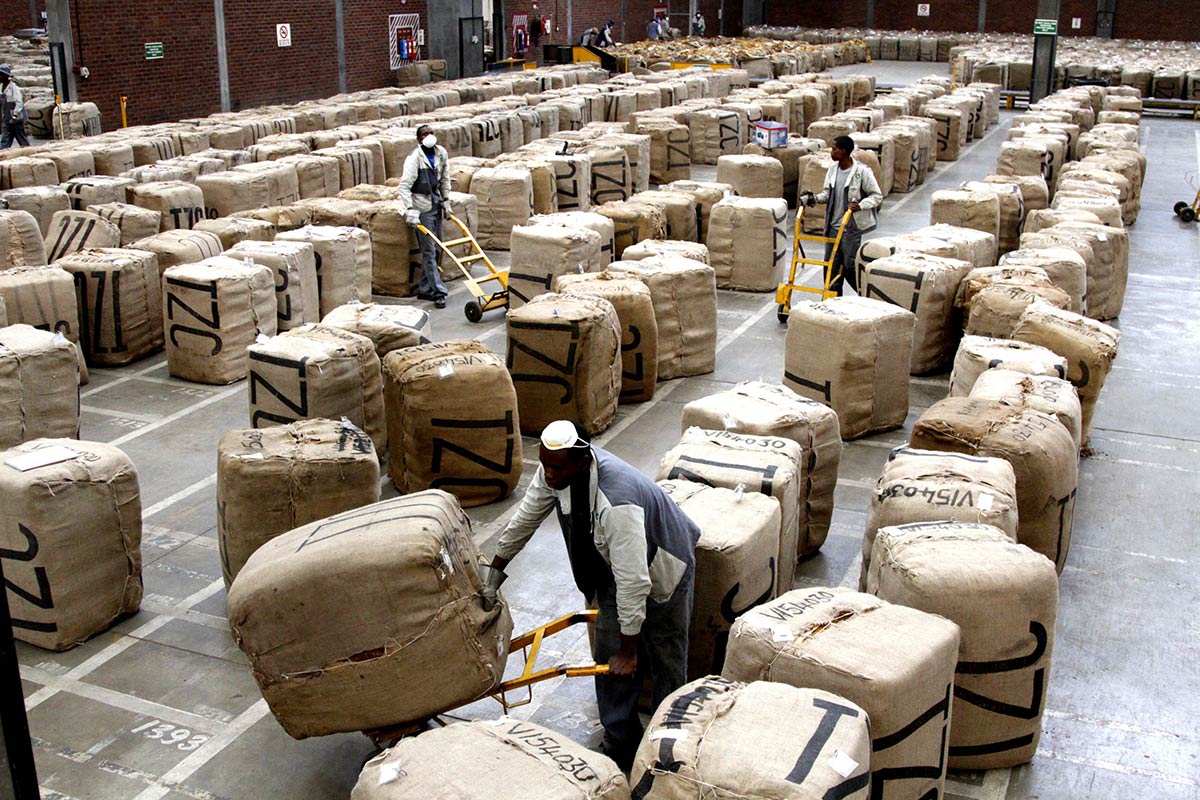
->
[1050,221,1129,320]
[353,201,419,297]
[1,186,69,237]
[911,398,1078,571]
[970,369,1083,450]
[193,216,276,249]
[80,142,135,176]
[227,491,513,738]
[595,200,668,260]
[354,719,628,800]
[620,240,707,263]
[274,153,342,199]
[54,248,163,366]
[862,446,1019,587]
[162,256,277,384]
[985,174,1049,212]
[247,324,385,453]
[806,119,857,147]
[296,196,368,227]
[0,266,82,365]
[1018,229,1105,320]
[122,164,192,184]
[914,223,997,269]
[866,521,1057,769]
[383,340,522,507]
[658,479,781,680]
[859,252,972,374]
[997,140,1056,186]
[930,188,1000,249]
[688,109,742,165]
[553,272,659,403]
[723,587,959,800]
[1012,302,1119,446]
[707,196,788,292]
[876,124,922,193]
[61,175,135,214]
[530,211,616,268]
[0,438,141,650]
[313,146,377,188]
[0,325,79,448]
[444,191,480,266]
[960,181,1022,256]
[506,292,621,435]
[956,265,1054,309]
[321,302,431,359]
[659,427,803,594]
[197,170,284,218]
[45,211,120,262]
[664,180,732,243]
[926,106,964,161]
[470,166,534,250]
[1057,165,1133,224]
[277,226,372,316]
[607,256,716,379]
[631,677,871,800]
[680,381,841,556]
[853,233,959,289]
[637,119,691,184]
[226,239,321,331]
[797,153,835,234]
[998,248,1088,314]
[124,181,205,232]
[949,335,1068,397]
[0,157,59,189]
[629,191,697,243]
[785,297,915,439]
[130,229,223,273]
[0,209,47,266]
[217,419,380,587]
[1052,192,1123,229]
[507,223,603,308]
[716,154,785,199]
[966,283,1071,340]
[86,202,162,247]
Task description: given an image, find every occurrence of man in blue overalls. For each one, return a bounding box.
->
[483,420,700,771]
[398,124,450,307]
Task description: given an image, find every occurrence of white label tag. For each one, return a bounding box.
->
[978,492,994,511]
[771,625,794,642]
[256,333,270,345]
[438,363,455,379]
[378,762,403,785]
[733,482,746,502]
[828,749,859,778]
[4,445,80,472]
[649,729,688,742]
[722,413,737,430]
[237,452,265,461]
[485,715,515,727]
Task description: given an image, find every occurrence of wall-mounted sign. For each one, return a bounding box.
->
[145,42,164,60]
[276,23,292,47]
[917,4,931,16]
[1071,17,1082,29]
[1033,19,1058,35]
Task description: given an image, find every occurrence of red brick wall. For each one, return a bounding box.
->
[1111,1,1200,41]
[222,1,339,111]
[0,0,42,35]
[344,0,429,92]
[70,1,222,127]
[766,1,869,30]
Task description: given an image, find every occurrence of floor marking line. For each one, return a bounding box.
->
[1043,707,1198,741]
[107,385,244,448]
[143,473,219,518]
[80,405,164,424]
[80,359,169,399]
[1038,749,1199,787]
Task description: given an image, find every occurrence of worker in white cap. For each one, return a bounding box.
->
[0,65,29,149]
[483,419,700,770]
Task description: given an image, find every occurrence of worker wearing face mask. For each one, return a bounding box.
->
[398,124,451,308]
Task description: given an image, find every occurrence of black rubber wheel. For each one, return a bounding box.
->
[464,300,484,323]
[1174,201,1188,216]
[1182,207,1197,223]
[777,304,790,324]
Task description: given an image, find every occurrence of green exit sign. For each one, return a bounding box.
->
[145,42,164,60]
[1033,19,1058,35]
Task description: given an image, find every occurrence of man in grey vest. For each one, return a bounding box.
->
[484,420,700,770]
[398,123,451,307]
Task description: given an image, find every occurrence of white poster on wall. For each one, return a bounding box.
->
[276,23,292,47]
[917,4,931,17]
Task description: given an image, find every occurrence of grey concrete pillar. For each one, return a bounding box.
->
[866,0,876,29]
[335,0,347,93]
[1096,0,1115,37]
[977,0,987,33]
[1029,0,1060,103]
[44,0,77,101]
[214,0,231,112]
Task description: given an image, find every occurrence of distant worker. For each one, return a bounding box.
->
[691,12,706,36]
[595,20,617,47]
[482,420,700,771]
[398,123,450,308]
[0,65,29,149]
[646,15,661,40]
[799,135,882,296]
[579,26,599,46]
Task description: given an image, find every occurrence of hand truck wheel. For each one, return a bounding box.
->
[777,304,790,324]
[464,300,484,323]
[1174,201,1188,216]
[1181,207,1197,223]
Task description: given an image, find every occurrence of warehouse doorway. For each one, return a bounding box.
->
[460,16,486,78]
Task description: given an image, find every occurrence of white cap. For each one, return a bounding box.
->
[540,420,589,451]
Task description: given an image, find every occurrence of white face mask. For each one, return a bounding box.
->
[421,134,437,149]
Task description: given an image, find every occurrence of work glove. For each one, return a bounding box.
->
[478,564,507,612]
[405,209,421,227]
[800,191,816,208]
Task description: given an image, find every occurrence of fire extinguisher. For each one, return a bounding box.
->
[514,28,526,54]
[409,37,418,59]
[399,37,409,61]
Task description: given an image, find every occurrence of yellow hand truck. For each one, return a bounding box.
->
[362,610,609,749]
[774,207,854,323]
[1173,175,1200,223]
[416,212,510,322]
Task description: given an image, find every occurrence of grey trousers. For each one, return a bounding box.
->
[824,225,863,296]
[591,568,693,768]
[416,208,448,298]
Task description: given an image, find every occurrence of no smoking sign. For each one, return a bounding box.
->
[276,23,292,47]
[917,4,930,16]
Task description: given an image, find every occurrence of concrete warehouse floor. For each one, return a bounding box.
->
[13,64,1200,800]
